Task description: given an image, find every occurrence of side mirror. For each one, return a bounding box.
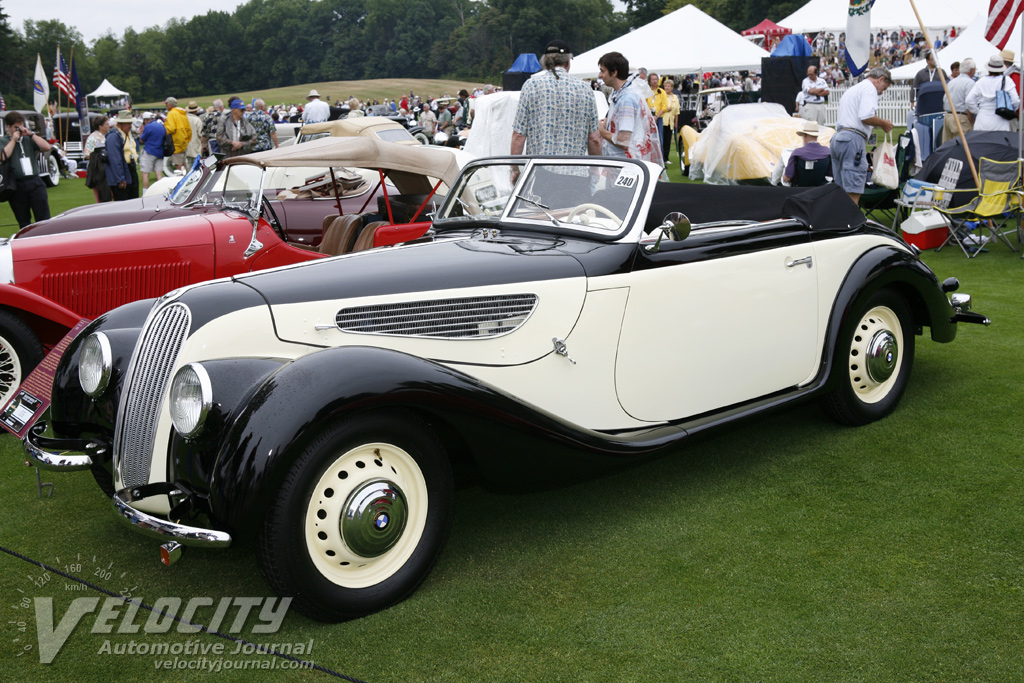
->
[645,212,691,253]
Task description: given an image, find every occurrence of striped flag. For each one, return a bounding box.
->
[53,46,75,101]
[986,0,1024,49]
[0,86,5,111]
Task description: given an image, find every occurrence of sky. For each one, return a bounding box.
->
[6,0,249,44]
[9,0,631,45]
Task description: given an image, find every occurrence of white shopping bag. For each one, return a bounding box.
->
[870,133,899,189]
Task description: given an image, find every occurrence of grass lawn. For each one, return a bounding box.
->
[0,156,1021,682]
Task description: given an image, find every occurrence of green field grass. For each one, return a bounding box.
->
[0,157,1021,681]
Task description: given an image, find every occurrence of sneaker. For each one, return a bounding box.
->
[666,160,673,165]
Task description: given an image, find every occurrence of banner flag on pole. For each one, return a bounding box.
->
[986,0,1024,49]
[69,57,89,135]
[844,0,877,77]
[33,54,49,113]
[0,86,5,111]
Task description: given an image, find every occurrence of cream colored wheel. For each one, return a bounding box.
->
[258,410,453,622]
[304,442,428,588]
[847,305,903,404]
[821,290,914,426]
[0,312,44,408]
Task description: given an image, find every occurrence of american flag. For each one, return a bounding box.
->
[0,87,5,111]
[53,46,76,103]
[986,0,1024,49]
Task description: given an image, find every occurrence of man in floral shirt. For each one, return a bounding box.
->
[246,98,278,152]
[511,39,600,156]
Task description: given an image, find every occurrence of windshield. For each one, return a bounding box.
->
[168,157,218,205]
[436,159,645,236]
[221,164,264,208]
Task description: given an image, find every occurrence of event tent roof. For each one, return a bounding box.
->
[572,4,771,78]
[779,0,989,34]
[742,18,792,37]
[890,13,1003,80]
[86,78,128,97]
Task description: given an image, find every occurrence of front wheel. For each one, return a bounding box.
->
[820,290,915,426]
[257,410,453,622]
[0,311,44,408]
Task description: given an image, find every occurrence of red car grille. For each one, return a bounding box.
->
[41,262,191,319]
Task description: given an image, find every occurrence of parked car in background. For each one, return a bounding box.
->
[51,111,110,165]
[26,158,986,623]
[0,136,469,407]
[0,111,64,186]
[296,116,422,146]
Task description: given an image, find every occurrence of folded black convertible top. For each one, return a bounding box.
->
[648,182,866,232]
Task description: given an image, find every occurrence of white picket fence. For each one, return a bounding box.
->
[678,83,913,127]
[825,83,912,127]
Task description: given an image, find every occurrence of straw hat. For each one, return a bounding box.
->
[1001,48,1015,63]
[307,89,321,98]
[115,110,133,124]
[796,120,820,137]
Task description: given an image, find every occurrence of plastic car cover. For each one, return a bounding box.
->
[688,103,835,185]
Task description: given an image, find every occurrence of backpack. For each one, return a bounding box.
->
[163,131,175,156]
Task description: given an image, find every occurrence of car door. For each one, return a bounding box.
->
[614,220,819,423]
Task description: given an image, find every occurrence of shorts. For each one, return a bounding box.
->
[170,152,186,167]
[830,130,868,194]
[139,151,163,174]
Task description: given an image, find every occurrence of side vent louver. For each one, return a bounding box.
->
[336,294,539,339]
[41,262,191,320]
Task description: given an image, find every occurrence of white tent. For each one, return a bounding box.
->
[890,13,1003,80]
[571,5,771,78]
[779,0,987,34]
[86,78,128,98]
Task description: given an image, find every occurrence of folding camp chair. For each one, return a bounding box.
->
[892,157,962,232]
[935,157,1022,258]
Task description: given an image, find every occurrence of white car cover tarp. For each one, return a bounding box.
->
[688,103,835,185]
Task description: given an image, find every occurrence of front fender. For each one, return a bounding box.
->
[208,346,686,538]
[0,282,83,330]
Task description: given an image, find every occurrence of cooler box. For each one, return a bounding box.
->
[899,178,936,207]
[901,209,948,249]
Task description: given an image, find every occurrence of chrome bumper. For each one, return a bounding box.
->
[113,485,232,548]
[23,423,105,471]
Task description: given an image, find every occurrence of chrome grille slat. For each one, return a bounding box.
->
[114,303,191,488]
[336,294,538,339]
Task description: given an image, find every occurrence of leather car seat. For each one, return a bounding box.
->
[319,215,364,256]
[352,221,389,252]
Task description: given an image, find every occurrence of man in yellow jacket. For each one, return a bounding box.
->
[164,96,192,172]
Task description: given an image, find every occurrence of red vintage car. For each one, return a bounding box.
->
[0,136,467,406]
[20,116,424,244]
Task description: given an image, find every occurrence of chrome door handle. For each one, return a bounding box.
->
[786,256,813,269]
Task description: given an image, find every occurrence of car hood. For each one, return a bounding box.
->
[232,233,590,366]
[16,194,175,238]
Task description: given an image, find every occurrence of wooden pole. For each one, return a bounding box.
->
[907,0,981,189]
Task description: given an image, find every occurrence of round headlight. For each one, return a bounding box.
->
[78,332,112,398]
[168,363,212,439]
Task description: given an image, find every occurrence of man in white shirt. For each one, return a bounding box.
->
[801,65,830,125]
[829,67,894,204]
[942,57,977,143]
[302,89,330,124]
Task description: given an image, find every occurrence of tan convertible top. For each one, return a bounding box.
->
[223,136,467,187]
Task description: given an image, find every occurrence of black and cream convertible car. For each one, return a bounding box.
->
[25,156,987,622]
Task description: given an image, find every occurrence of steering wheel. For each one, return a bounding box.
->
[567,203,621,224]
[261,199,286,240]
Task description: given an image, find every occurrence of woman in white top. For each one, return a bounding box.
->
[966,54,1020,132]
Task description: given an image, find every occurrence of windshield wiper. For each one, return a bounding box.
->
[513,193,563,227]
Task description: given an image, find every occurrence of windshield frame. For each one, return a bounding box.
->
[167,156,219,206]
[433,156,651,242]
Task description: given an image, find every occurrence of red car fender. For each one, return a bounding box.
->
[0,282,84,350]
